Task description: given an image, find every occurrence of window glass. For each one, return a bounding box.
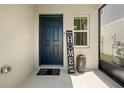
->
[74,32,87,45]
[74,16,89,46]
[74,18,80,30]
[100,5,124,68]
[81,17,87,30]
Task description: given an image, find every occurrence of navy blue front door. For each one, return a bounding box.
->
[39,15,63,65]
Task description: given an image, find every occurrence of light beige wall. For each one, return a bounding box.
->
[34,5,98,70]
[0,5,35,87]
[0,4,98,87]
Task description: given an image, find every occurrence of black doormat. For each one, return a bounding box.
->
[37,69,60,75]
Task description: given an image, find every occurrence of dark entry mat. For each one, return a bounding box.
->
[37,69,60,75]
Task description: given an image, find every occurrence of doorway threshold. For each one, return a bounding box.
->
[39,65,63,69]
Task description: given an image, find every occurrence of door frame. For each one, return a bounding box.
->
[39,14,64,67]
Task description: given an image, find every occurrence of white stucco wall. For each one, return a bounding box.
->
[0,5,35,87]
[34,5,98,70]
[0,4,99,88]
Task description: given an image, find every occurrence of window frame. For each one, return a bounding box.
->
[98,4,124,86]
[73,15,90,48]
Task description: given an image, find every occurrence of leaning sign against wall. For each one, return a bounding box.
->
[66,30,75,74]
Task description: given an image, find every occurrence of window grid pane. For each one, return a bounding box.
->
[74,18,80,30]
[81,17,87,30]
[74,32,87,45]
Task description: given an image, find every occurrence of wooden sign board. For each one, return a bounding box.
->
[66,30,75,74]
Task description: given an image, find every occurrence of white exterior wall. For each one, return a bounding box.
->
[34,5,98,70]
[0,5,35,87]
[0,4,99,88]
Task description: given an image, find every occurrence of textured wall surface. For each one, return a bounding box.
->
[0,5,35,87]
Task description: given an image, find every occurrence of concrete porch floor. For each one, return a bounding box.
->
[20,69,121,88]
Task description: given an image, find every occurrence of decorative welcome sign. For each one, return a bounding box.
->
[66,30,75,74]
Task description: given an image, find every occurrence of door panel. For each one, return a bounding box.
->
[53,26,59,41]
[39,15,63,65]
